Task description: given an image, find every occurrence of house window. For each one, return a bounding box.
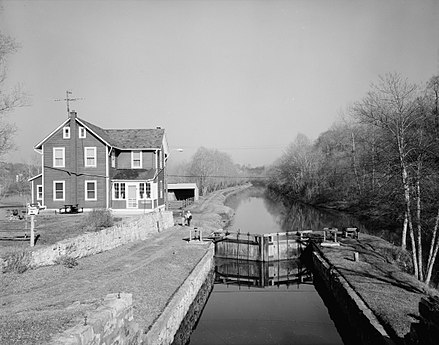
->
[113,182,126,199]
[84,147,97,167]
[139,182,151,199]
[53,181,65,201]
[111,151,116,168]
[37,185,43,200]
[63,126,70,139]
[85,180,97,201]
[79,127,86,138]
[159,180,163,198]
[131,151,142,169]
[53,147,65,168]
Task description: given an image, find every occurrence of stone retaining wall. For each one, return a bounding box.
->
[48,293,137,345]
[47,244,215,345]
[31,210,174,268]
[311,248,396,345]
[143,244,215,345]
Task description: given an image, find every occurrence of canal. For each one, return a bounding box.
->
[186,187,359,345]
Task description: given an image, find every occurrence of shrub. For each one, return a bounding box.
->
[379,245,413,274]
[54,255,78,268]
[82,209,114,231]
[2,248,32,273]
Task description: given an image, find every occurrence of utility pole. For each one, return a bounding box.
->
[55,90,83,116]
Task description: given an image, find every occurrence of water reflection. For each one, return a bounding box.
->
[225,187,396,242]
[185,187,364,345]
[188,258,344,345]
[216,258,312,288]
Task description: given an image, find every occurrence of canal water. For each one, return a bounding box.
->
[186,187,352,345]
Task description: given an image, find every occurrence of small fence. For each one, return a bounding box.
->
[166,198,195,210]
[0,217,38,244]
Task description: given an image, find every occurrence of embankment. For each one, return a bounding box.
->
[48,246,215,345]
[306,234,439,345]
[1,210,174,272]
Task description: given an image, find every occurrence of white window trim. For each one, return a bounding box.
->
[151,182,157,199]
[63,126,70,139]
[84,147,97,167]
[158,150,163,169]
[139,182,152,199]
[113,182,126,200]
[37,185,43,200]
[131,151,142,169]
[111,151,116,168]
[79,126,86,138]
[53,180,65,201]
[53,147,65,168]
[85,180,97,201]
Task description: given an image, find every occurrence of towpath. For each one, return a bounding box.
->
[0,225,211,344]
[0,185,250,345]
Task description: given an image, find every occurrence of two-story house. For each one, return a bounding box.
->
[29,111,169,212]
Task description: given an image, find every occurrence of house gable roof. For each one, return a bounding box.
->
[105,128,165,149]
[34,118,70,151]
[34,117,166,151]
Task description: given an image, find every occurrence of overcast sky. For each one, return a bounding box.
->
[1,0,439,167]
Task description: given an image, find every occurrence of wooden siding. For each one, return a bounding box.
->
[115,150,156,169]
[31,175,43,204]
[37,115,166,211]
[42,118,107,209]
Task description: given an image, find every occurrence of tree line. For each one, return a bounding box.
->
[168,146,266,195]
[268,73,439,285]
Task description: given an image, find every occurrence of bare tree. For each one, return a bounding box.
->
[188,147,240,195]
[0,32,27,158]
[353,73,427,280]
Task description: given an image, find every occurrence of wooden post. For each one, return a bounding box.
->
[30,215,35,247]
[354,252,359,262]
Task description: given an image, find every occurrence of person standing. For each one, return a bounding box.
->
[181,212,185,226]
[186,211,192,226]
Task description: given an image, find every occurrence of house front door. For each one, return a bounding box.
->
[127,184,137,209]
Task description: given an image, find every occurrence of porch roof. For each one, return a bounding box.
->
[112,169,156,180]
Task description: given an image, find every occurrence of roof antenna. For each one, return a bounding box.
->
[55,90,83,117]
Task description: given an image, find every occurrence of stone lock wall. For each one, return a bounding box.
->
[47,245,215,345]
[142,245,215,345]
[48,293,140,345]
[30,210,174,268]
[311,248,396,345]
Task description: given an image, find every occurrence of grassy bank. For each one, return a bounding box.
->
[315,233,439,341]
